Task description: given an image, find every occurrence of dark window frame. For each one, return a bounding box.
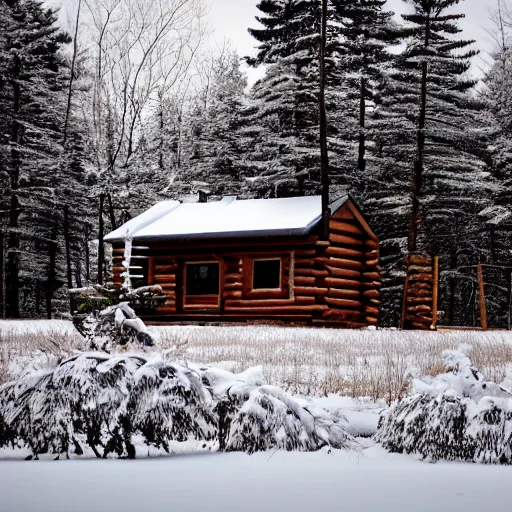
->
[184,260,220,298]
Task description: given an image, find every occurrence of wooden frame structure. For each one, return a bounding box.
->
[106,196,382,327]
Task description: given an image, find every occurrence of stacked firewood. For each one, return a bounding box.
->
[403,253,437,330]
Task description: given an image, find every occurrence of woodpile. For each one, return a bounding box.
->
[401,253,438,330]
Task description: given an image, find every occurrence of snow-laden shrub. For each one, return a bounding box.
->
[129,361,218,452]
[0,354,216,459]
[0,354,355,458]
[78,302,155,352]
[375,345,512,463]
[225,386,353,454]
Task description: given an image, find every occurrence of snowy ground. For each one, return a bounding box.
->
[1,320,512,512]
[1,442,512,512]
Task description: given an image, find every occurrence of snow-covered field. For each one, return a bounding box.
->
[1,443,512,512]
[1,320,512,511]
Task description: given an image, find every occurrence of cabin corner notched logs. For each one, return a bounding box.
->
[108,201,382,328]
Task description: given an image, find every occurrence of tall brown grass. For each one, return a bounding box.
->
[1,322,512,401]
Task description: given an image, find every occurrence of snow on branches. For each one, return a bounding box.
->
[0,354,354,459]
[374,345,512,464]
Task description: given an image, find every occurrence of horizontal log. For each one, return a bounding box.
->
[225,265,243,274]
[409,265,432,273]
[325,297,363,309]
[366,316,378,325]
[316,240,330,247]
[295,296,317,305]
[295,249,318,257]
[295,276,316,286]
[365,239,379,250]
[365,306,379,316]
[406,314,433,323]
[362,272,381,280]
[294,286,328,296]
[407,305,432,313]
[112,266,126,273]
[409,254,432,266]
[155,307,177,314]
[222,290,243,299]
[328,288,361,300]
[411,322,431,330]
[320,257,364,270]
[225,298,297,308]
[325,277,361,289]
[326,246,365,259]
[160,283,176,290]
[112,248,125,255]
[325,266,361,279]
[407,297,432,304]
[154,265,178,273]
[322,309,365,322]
[294,268,329,278]
[224,282,243,290]
[369,299,381,305]
[225,273,243,283]
[224,305,328,314]
[154,274,176,283]
[408,282,432,291]
[409,273,433,283]
[294,259,316,269]
[329,220,363,235]
[329,233,363,246]
[363,290,380,299]
[332,208,355,220]
[361,281,382,289]
[365,259,379,267]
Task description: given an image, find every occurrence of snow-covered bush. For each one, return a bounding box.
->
[225,386,353,454]
[375,345,512,464]
[129,360,217,452]
[0,352,355,458]
[77,302,155,352]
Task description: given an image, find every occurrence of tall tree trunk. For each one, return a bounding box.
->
[63,206,73,311]
[46,237,57,320]
[319,0,330,239]
[409,14,430,253]
[0,231,4,319]
[107,192,116,230]
[63,0,82,143]
[84,224,90,283]
[358,77,366,173]
[98,194,105,285]
[6,55,21,318]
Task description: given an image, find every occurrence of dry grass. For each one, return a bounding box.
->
[1,321,512,402]
[0,325,84,383]
[154,326,512,401]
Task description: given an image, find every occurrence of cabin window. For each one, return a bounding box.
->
[186,262,220,296]
[252,259,282,290]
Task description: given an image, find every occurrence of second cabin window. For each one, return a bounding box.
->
[252,259,282,290]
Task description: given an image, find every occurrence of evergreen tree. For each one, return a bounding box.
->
[366,0,492,325]
[0,0,72,318]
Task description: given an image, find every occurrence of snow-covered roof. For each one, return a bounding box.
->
[104,195,351,242]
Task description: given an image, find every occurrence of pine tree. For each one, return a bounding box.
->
[365,0,492,325]
[0,0,72,318]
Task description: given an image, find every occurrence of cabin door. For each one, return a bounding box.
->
[183,261,221,311]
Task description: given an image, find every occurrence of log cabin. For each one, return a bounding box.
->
[104,195,381,327]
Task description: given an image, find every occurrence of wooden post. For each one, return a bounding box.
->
[477,263,488,330]
[98,193,105,285]
[432,256,439,330]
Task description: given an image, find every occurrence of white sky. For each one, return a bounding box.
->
[207,0,498,84]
